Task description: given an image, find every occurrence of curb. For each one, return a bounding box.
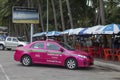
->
[94,60,120,71]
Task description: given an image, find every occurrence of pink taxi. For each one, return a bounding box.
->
[14,39,93,70]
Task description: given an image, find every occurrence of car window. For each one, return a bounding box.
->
[47,43,60,50]
[7,38,11,41]
[31,42,44,49]
[13,38,18,42]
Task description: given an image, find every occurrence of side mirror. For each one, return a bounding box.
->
[59,48,64,52]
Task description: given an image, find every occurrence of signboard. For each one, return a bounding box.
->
[12,7,39,24]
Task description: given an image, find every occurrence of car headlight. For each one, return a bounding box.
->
[78,55,87,59]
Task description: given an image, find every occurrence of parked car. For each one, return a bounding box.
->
[14,39,93,70]
[0,37,28,50]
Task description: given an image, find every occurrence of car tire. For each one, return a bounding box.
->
[6,48,11,50]
[0,44,4,50]
[17,45,23,47]
[65,58,77,70]
[21,55,32,66]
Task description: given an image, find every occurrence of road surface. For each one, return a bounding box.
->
[0,50,120,80]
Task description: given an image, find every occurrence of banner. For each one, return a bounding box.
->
[12,7,39,24]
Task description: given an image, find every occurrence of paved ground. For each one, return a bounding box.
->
[95,58,120,71]
[0,50,120,80]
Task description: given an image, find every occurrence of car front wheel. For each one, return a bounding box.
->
[21,55,32,66]
[65,58,77,70]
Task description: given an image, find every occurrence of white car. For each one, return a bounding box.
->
[0,37,28,50]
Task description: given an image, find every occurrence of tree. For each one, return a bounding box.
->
[37,0,44,32]
[51,0,58,31]
[0,0,120,39]
[59,0,67,43]
[99,0,106,25]
[66,0,75,46]
[66,0,74,29]
[105,0,120,24]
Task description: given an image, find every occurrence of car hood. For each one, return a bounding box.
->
[19,41,28,45]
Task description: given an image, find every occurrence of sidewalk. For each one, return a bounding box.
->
[94,58,120,71]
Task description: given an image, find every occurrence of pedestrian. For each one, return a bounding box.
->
[86,38,92,47]
[114,37,119,49]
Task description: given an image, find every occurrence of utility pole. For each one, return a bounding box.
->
[46,0,49,33]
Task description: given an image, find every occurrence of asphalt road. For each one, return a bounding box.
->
[0,50,120,80]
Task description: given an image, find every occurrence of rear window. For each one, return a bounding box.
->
[46,43,60,50]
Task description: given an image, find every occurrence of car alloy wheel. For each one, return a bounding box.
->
[22,55,32,66]
[65,58,77,70]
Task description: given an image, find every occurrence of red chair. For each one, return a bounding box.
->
[103,48,112,61]
[88,47,95,57]
[94,47,103,58]
[81,47,88,52]
[116,50,120,62]
[74,45,80,50]
[111,49,118,61]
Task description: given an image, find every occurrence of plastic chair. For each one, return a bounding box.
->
[111,49,118,61]
[81,47,88,52]
[76,45,80,50]
[103,48,112,61]
[116,50,120,62]
[93,47,102,58]
[88,47,95,57]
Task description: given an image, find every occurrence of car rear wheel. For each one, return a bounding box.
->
[0,44,4,50]
[17,45,23,47]
[6,48,11,50]
[21,55,32,66]
[65,58,77,70]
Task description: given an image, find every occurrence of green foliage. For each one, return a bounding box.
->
[0,0,120,36]
[105,0,120,24]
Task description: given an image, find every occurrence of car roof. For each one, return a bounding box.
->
[6,37,17,38]
[33,39,58,43]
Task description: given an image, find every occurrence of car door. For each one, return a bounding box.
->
[46,42,63,65]
[5,37,12,48]
[5,37,18,49]
[30,42,47,63]
[11,38,19,49]
[5,37,16,49]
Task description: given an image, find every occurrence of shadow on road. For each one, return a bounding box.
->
[16,63,95,70]
[15,63,120,72]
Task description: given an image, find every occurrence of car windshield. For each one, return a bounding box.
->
[0,36,5,41]
[59,42,75,51]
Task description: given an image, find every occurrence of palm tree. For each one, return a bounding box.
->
[99,0,106,25]
[66,0,75,46]
[59,0,67,43]
[66,0,74,29]
[0,0,120,39]
[105,0,120,24]
[51,0,58,31]
[37,0,44,32]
